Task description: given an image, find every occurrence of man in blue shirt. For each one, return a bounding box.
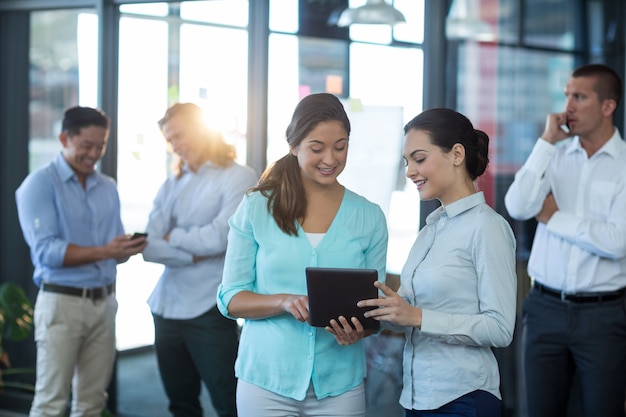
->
[15,106,147,417]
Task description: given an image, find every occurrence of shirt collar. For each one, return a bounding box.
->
[54,152,102,188]
[54,152,79,183]
[181,159,217,175]
[425,192,486,224]
[566,128,624,158]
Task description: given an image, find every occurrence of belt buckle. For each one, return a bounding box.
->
[560,291,570,303]
[93,285,108,302]
[85,287,100,302]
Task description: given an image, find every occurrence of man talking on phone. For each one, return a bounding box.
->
[505,64,626,417]
[15,106,147,417]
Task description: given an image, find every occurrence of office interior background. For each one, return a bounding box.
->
[0,0,624,416]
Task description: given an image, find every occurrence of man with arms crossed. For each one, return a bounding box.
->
[505,63,626,417]
[16,106,146,417]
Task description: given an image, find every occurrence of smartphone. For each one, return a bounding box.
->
[131,232,148,240]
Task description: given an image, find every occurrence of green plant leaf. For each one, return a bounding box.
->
[0,283,34,342]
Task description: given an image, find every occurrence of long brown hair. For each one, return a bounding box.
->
[251,93,350,236]
[158,102,236,177]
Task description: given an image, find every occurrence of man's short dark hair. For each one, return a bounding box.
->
[61,106,110,136]
[572,63,622,108]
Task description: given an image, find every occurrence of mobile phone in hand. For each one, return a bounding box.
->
[131,232,148,240]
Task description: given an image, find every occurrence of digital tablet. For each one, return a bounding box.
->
[305,267,380,330]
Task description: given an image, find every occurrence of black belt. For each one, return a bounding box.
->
[532,281,625,303]
[42,282,114,301]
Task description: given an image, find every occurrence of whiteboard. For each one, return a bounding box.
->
[339,99,405,217]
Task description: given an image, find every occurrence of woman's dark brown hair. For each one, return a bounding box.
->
[404,108,489,180]
[251,93,350,236]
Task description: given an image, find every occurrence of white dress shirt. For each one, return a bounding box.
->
[504,130,626,293]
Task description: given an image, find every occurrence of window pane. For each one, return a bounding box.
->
[455,42,574,260]
[180,0,249,27]
[299,37,348,98]
[495,49,573,169]
[179,24,249,163]
[350,42,424,274]
[116,15,170,350]
[456,45,574,173]
[497,0,519,44]
[29,9,98,171]
[267,33,300,165]
[523,0,578,50]
[119,2,169,17]
[350,43,423,120]
[393,0,424,44]
[349,24,392,44]
[344,0,392,43]
[270,0,299,33]
[116,4,250,352]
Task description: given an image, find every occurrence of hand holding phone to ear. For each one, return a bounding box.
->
[541,112,572,144]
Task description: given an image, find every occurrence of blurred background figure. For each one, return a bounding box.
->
[142,103,258,417]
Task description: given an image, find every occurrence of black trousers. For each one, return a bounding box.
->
[522,287,626,417]
[153,306,239,417]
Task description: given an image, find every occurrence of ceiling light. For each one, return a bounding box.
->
[330,0,406,27]
[446,0,496,42]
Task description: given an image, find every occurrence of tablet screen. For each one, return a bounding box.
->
[305,267,380,330]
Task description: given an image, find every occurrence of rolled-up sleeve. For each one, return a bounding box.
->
[16,171,69,269]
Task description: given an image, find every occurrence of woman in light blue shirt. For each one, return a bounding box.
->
[359,108,517,417]
[217,93,388,417]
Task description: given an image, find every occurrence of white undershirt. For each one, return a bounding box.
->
[305,232,325,248]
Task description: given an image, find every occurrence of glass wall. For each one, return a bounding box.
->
[29,9,98,171]
[115,1,250,350]
[449,0,583,262]
[451,1,584,414]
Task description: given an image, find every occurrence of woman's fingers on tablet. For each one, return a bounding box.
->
[325,316,364,345]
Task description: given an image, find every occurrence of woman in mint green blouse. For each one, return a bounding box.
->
[217,93,388,417]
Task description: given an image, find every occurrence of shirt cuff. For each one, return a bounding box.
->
[546,210,580,240]
[168,227,183,248]
[419,308,443,334]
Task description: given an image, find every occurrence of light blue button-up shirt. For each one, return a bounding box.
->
[15,152,124,288]
[217,189,388,401]
[143,161,258,319]
[396,192,517,410]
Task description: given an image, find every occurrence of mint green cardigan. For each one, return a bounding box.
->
[217,189,388,401]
